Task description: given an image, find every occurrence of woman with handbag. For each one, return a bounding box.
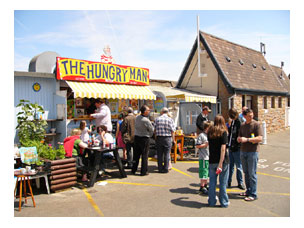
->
[207,115,230,208]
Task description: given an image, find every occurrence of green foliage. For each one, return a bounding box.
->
[22,140,66,161]
[16,100,48,146]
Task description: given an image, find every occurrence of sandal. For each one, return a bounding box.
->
[244,196,255,201]
[239,192,248,196]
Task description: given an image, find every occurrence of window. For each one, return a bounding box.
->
[252,64,257,68]
[271,97,276,108]
[263,96,267,109]
[278,97,282,108]
[239,59,244,65]
[287,97,290,107]
[186,110,199,125]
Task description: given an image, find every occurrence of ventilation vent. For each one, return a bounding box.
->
[252,64,257,68]
[239,59,244,65]
[225,56,231,62]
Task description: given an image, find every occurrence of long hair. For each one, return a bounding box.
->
[208,115,227,139]
[79,120,86,130]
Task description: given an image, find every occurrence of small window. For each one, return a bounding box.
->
[262,66,266,70]
[225,56,231,62]
[271,97,276,108]
[263,96,267,109]
[278,97,282,108]
[252,64,257,68]
[239,59,244,65]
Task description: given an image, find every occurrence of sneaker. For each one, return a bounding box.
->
[201,187,208,195]
[198,186,208,195]
[238,183,246,190]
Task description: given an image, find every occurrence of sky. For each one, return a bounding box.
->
[14,10,290,81]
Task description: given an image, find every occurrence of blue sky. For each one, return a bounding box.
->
[14,10,290,81]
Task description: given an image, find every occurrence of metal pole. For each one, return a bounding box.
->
[197,15,200,80]
[262,121,267,144]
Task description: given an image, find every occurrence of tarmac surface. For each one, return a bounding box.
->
[14,129,290,217]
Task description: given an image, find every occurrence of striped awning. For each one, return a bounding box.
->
[66,81,156,100]
[149,86,217,104]
[166,93,217,103]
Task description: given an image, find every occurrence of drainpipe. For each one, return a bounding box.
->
[262,121,267,144]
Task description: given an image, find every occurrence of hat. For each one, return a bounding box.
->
[202,106,211,113]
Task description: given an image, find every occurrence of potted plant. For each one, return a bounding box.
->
[16,99,48,146]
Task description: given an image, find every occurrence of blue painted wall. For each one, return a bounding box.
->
[14,75,67,146]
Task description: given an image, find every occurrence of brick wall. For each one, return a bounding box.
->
[218,77,289,134]
[257,96,289,134]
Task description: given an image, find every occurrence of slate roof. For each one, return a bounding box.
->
[177,31,289,96]
[270,65,290,95]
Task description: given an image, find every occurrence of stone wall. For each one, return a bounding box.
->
[218,77,289,134]
[257,96,289,134]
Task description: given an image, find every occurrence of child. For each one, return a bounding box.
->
[196,121,213,195]
[96,125,114,175]
[96,125,114,157]
[79,120,92,144]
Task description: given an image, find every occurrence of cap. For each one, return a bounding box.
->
[202,106,211,113]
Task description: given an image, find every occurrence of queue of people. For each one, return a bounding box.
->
[195,106,263,208]
[63,98,263,208]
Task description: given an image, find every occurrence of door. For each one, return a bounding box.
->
[179,103,202,135]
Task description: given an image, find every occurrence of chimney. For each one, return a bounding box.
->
[260,42,266,56]
[281,61,284,69]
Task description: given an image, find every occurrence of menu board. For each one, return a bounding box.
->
[108,99,118,113]
[130,99,139,112]
[118,99,129,113]
[154,96,164,113]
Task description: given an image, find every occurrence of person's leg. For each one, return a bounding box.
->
[240,151,250,195]
[156,137,164,172]
[140,137,150,175]
[234,149,244,186]
[126,143,133,168]
[208,163,218,206]
[246,152,259,199]
[228,149,235,186]
[132,136,141,173]
[219,163,229,207]
[162,137,172,173]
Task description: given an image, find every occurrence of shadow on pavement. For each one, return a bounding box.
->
[171,197,209,209]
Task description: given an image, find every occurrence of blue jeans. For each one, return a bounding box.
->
[240,151,259,199]
[156,136,172,172]
[228,149,244,185]
[208,163,229,207]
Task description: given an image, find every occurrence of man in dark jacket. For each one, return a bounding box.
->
[196,106,211,134]
[121,107,136,169]
[227,108,245,189]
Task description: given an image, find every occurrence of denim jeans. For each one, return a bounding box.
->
[126,142,134,167]
[240,151,259,199]
[156,136,172,172]
[228,149,244,185]
[208,163,229,207]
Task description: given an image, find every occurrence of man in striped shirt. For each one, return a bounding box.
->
[155,107,176,173]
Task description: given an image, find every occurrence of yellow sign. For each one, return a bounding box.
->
[56,57,150,86]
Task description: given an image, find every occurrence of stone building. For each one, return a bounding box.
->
[176,31,290,133]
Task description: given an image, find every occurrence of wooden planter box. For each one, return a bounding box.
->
[46,158,77,192]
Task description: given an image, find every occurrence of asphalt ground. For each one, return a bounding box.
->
[13,129,290,218]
